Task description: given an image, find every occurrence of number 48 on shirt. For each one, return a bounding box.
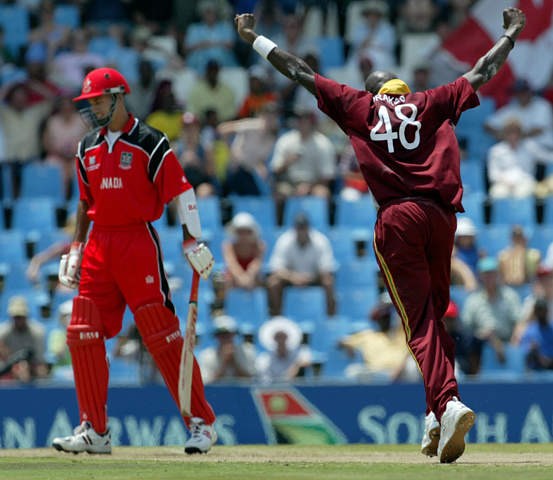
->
[370,103,422,153]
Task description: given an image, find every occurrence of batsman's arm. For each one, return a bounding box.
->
[463,7,526,91]
[235,13,316,95]
[73,200,91,244]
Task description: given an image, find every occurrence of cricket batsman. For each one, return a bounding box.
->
[235,6,525,463]
[52,67,217,455]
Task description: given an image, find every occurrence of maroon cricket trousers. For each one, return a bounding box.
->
[373,198,459,420]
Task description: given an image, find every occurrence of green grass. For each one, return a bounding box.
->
[1,444,552,480]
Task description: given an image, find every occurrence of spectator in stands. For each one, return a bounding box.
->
[43,95,88,199]
[519,296,553,371]
[271,106,336,206]
[274,13,318,59]
[339,292,418,381]
[184,0,237,73]
[198,315,256,383]
[187,59,237,122]
[126,59,157,120]
[442,299,479,375]
[498,225,541,287]
[28,0,70,63]
[267,213,336,316]
[237,65,277,118]
[462,257,521,364]
[0,296,49,382]
[253,0,285,40]
[51,29,104,90]
[450,246,478,291]
[485,79,553,148]
[0,25,16,67]
[46,300,72,371]
[145,79,184,141]
[219,101,280,196]
[223,212,265,291]
[175,112,218,198]
[347,0,396,72]
[256,316,312,383]
[410,62,435,92]
[454,217,481,275]
[397,0,439,33]
[24,59,62,106]
[337,143,369,200]
[487,118,543,198]
[0,83,53,197]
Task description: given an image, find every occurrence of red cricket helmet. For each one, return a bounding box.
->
[73,67,130,102]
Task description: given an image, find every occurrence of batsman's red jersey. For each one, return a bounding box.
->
[315,75,479,212]
[76,114,190,225]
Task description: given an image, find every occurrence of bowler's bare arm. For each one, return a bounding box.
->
[235,13,316,95]
[464,7,525,90]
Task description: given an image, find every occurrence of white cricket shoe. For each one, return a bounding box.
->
[52,421,111,454]
[437,397,476,463]
[421,411,440,457]
[185,417,217,454]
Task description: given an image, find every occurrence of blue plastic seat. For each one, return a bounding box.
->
[317,36,345,73]
[529,225,553,257]
[460,160,485,195]
[334,195,377,230]
[230,195,276,231]
[54,4,80,28]
[197,196,222,235]
[0,230,26,265]
[336,287,378,320]
[20,164,65,202]
[282,196,329,232]
[480,343,526,378]
[490,197,535,227]
[0,5,29,56]
[335,259,379,290]
[477,224,512,257]
[449,285,471,312]
[326,228,356,264]
[460,192,485,228]
[224,287,269,327]
[541,197,553,226]
[282,286,327,322]
[12,197,58,233]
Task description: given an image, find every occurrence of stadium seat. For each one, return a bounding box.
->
[282,196,329,231]
[326,228,356,264]
[230,195,276,231]
[282,286,327,322]
[449,285,471,311]
[20,164,65,202]
[334,195,377,230]
[0,230,27,265]
[88,36,119,57]
[12,197,58,233]
[54,5,80,28]
[490,197,536,228]
[529,225,553,257]
[460,160,486,195]
[336,287,378,320]
[478,224,513,257]
[156,226,184,264]
[197,196,222,235]
[541,197,553,226]
[224,287,269,327]
[459,192,485,228]
[335,259,379,290]
[1,263,34,293]
[317,37,345,73]
[480,343,526,379]
[0,5,29,56]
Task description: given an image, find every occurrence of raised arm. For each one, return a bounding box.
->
[463,7,526,91]
[235,13,316,95]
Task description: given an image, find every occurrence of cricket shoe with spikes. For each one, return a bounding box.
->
[421,411,440,457]
[437,397,476,463]
[52,421,111,454]
[185,417,217,454]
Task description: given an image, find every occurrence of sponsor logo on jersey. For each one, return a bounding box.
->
[86,155,100,171]
[119,151,133,169]
[100,177,123,189]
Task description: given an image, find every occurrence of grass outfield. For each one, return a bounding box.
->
[1,444,553,480]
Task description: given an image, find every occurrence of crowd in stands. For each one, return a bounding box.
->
[2,0,553,385]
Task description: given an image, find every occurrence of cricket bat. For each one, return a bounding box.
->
[179,270,200,417]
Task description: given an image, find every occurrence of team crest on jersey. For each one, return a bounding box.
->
[119,151,133,169]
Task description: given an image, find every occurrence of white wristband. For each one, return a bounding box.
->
[253,35,277,60]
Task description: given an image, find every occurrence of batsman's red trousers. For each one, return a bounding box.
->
[373,199,459,420]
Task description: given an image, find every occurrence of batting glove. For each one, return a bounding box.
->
[183,241,214,280]
[58,242,84,289]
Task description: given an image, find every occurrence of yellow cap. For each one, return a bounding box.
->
[378,78,411,95]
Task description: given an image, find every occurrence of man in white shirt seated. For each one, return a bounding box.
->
[267,213,336,316]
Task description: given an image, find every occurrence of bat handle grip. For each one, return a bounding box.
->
[189,270,200,303]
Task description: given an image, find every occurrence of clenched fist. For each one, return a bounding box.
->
[235,13,257,44]
[503,7,526,37]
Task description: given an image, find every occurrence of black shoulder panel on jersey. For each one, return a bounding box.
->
[128,120,172,182]
[76,130,102,185]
